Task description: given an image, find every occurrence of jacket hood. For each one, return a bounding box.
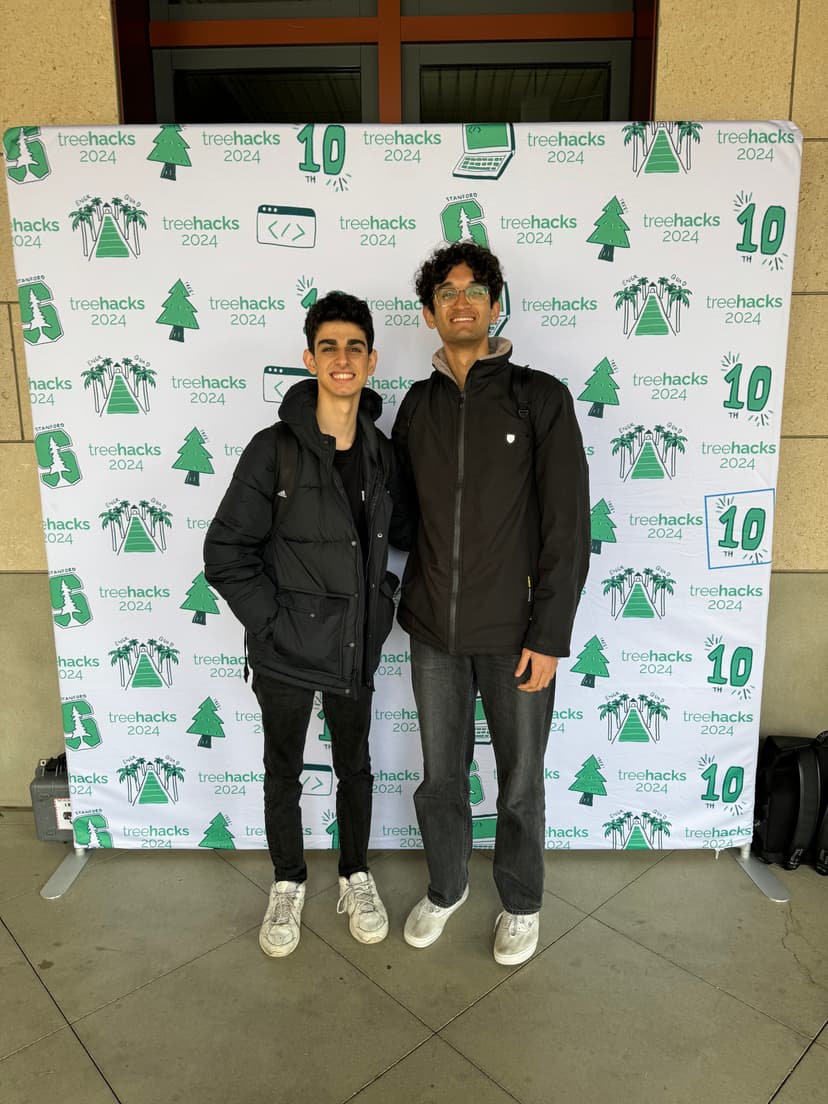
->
[431,336,513,381]
[278,377,383,428]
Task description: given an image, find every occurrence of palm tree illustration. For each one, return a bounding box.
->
[81,362,108,412]
[652,815,672,848]
[148,506,172,550]
[663,430,687,476]
[668,284,692,332]
[598,697,621,740]
[603,815,624,848]
[130,363,156,412]
[122,201,148,256]
[675,121,702,169]
[651,570,675,616]
[99,507,123,551]
[601,570,626,617]
[69,206,93,257]
[156,644,180,685]
[610,431,634,478]
[614,285,637,335]
[117,762,138,803]
[109,644,131,687]
[622,122,647,172]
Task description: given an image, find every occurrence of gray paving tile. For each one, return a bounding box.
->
[0,923,65,1060]
[0,1027,117,1104]
[542,847,669,913]
[594,851,828,1037]
[443,917,809,1104]
[772,1044,828,1103]
[0,809,114,907]
[74,926,430,1104]
[816,1022,828,1048]
[1,849,267,1020]
[349,1036,515,1104]
[301,850,586,1031]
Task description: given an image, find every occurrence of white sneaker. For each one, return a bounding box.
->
[336,871,389,944]
[259,880,305,958]
[403,885,469,948]
[493,910,539,966]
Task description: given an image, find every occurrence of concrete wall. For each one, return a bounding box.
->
[0,1,825,803]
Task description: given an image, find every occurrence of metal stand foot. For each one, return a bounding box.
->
[41,846,91,900]
[730,847,790,903]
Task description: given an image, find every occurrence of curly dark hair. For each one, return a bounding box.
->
[304,290,375,351]
[414,242,504,311]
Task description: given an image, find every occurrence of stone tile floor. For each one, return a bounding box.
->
[1,808,825,1104]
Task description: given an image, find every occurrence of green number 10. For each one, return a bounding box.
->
[736,203,786,255]
[297,124,346,175]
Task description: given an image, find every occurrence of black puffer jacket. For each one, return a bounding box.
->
[204,379,398,696]
[392,339,590,658]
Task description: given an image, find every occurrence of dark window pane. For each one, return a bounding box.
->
[174,68,362,123]
[420,64,609,124]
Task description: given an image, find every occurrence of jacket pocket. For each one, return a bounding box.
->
[272,589,350,678]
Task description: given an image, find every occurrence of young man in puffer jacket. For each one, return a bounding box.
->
[204,291,398,958]
[392,243,590,966]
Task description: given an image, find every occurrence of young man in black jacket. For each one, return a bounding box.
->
[392,243,590,965]
[204,292,398,958]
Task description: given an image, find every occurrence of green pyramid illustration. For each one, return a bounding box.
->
[630,440,667,480]
[105,374,140,414]
[617,707,651,743]
[625,824,652,849]
[94,212,131,258]
[634,293,670,335]
[621,582,657,619]
[137,769,169,805]
[122,515,156,553]
[644,129,680,173]
[130,652,164,688]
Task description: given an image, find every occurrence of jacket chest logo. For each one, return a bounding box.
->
[506,433,516,444]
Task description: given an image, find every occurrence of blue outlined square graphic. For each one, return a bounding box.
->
[704,488,775,570]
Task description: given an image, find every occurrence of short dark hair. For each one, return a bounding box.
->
[304,290,374,352]
[415,242,504,312]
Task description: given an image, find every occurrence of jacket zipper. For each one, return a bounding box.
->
[330,441,365,690]
[448,392,466,652]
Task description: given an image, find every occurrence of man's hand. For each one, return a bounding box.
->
[514,649,558,692]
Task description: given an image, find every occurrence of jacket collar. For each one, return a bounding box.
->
[277,378,382,463]
[430,336,513,383]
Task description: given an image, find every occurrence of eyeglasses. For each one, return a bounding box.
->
[434,283,489,306]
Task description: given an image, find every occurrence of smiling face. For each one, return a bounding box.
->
[302,320,377,399]
[423,262,499,358]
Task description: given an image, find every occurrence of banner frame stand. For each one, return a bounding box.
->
[40,846,90,900]
[730,846,789,903]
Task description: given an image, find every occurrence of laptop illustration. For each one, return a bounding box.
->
[453,123,515,180]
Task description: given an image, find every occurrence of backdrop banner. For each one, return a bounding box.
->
[4,121,801,854]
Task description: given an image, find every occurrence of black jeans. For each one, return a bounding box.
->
[253,671,374,884]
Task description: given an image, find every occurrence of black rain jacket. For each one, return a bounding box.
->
[391,339,590,658]
[204,379,398,696]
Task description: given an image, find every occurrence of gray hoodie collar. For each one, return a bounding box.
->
[431,336,513,380]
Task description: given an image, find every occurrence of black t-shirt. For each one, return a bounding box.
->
[333,432,368,566]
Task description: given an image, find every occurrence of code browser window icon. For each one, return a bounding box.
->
[256,205,317,248]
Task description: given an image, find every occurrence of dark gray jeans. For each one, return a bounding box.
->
[410,637,556,915]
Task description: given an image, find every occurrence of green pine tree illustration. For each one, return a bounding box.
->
[577,357,619,418]
[156,279,199,342]
[147,124,192,180]
[199,813,235,849]
[570,636,610,688]
[590,499,617,553]
[586,196,630,261]
[188,697,225,748]
[569,755,608,806]
[172,427,214,485]
[180,572,220,624]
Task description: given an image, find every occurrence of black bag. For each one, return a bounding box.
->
[752,734,822,870]
[805,731,828,875]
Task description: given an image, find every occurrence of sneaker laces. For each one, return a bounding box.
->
[272,886,299,925]
[337,877,378,916]
[497,911,532,935]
